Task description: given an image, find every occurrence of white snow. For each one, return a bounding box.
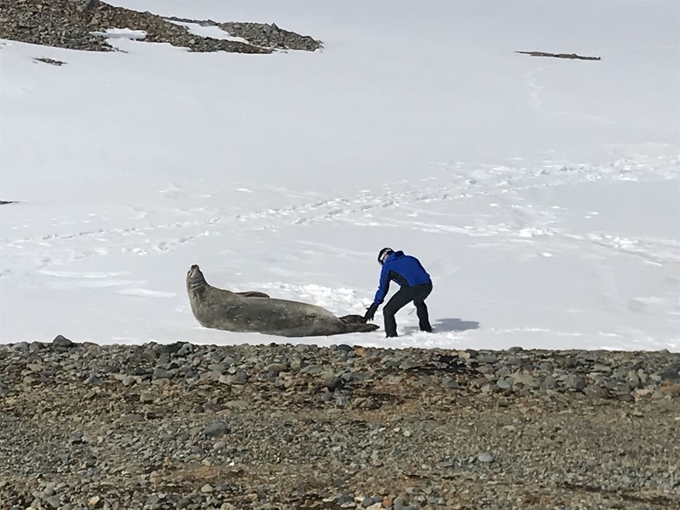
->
[165,20,250,45]
[90,28,147,40]
[1,0,678,351]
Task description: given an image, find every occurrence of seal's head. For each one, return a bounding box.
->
[186,264,207,295]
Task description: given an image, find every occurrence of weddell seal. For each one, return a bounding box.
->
[186,264,380,337]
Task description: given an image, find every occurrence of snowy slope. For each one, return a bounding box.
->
[1,0,678,351]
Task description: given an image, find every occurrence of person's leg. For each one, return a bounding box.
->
[382,288,415,337]
[413,283,433,332]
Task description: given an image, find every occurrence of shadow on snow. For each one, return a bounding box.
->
[402,317,480,335]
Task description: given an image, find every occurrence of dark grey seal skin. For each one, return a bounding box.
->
[186,264,380,337]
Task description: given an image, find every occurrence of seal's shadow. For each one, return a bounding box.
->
[403,317,480,334]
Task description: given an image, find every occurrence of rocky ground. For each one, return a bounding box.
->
[0,0,322,53]
[1,336,678,510]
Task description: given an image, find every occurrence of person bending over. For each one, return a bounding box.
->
[364,247,433,337]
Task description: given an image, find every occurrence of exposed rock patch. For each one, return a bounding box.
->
[516,50,601,61]
[166,16,324,52]
[0,0,322,54]
[34,57,66,65]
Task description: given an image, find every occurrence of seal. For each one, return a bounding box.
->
[186,264,380,337]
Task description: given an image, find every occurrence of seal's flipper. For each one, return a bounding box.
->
[344,323,380,333]
[236,291,271,298]
[338,314,380,332]
[338,314,368,324]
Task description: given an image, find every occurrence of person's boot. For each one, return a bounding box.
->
[384,314,398,338]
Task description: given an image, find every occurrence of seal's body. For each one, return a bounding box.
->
[186,265,379,337]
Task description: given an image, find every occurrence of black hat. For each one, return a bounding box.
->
[378,247,394,265]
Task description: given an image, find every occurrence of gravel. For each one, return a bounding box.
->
[1,336,678,509]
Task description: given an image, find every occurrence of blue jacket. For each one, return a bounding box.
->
[373,251,432,305]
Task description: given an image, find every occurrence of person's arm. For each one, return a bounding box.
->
[365,267,388,321]
[373,266,391,305]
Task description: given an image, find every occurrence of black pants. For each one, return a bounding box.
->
[383,283,433,337]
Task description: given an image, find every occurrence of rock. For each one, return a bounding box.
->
[495,367,511,378]
[29,341,44,352]
[563,374,586,392]
[224,399,249,410]
[542,375,558,390]
[362,496,382,507]
[120,414,144,422]
[439,458,456,468]
[53,335,75,348]
[510,372,534,384]
[584,385,609,399]
[658,381,680,397]
[477,452,494,463]
[336,494,354,505]
[301,364,326,375]
[45,495,61,509]
[263,362,288,374]
[539,361,554,372]
[496,378,512,390]
[85,374,102,385]
[659,362,680,381]
[209,361,231,374]
[323,376,344,392]
[393,496,408,509]
[157,342,184,355]
[203,421,229,438]
[153,367,172,379]
[177,343,194,357]
[627,372,641,389]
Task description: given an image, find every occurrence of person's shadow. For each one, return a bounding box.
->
[403,317,480,335]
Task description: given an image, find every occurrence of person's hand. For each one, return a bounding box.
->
[364,304,378,322]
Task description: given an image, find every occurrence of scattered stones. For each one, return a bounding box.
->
[0,340,677,508]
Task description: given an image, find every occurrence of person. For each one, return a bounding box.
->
[364,247,433,337]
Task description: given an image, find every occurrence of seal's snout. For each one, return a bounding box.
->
[187,264,207,294]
